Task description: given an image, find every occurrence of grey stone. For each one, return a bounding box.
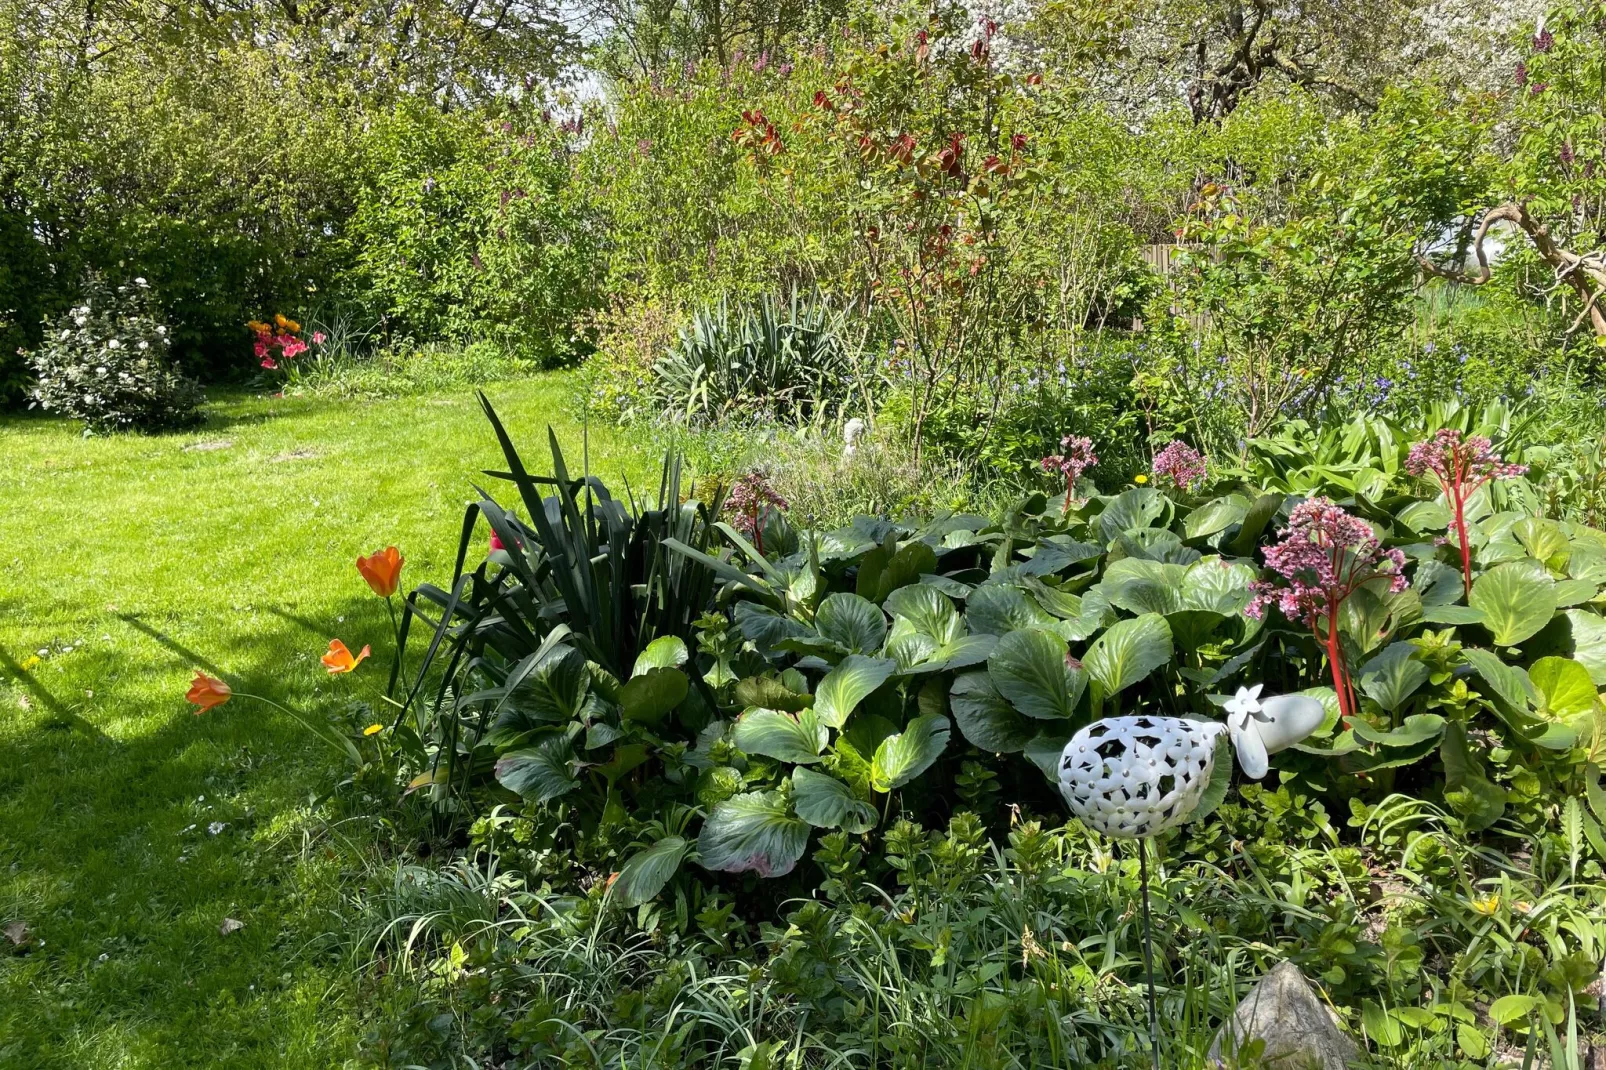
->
[1207,960,1360,1069]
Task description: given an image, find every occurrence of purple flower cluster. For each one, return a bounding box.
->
[1405,429,1527,486]
[1152,440,1207,492]
[1246,498,1407,629]
[726,470,789,553]
[1042,435,1098,515]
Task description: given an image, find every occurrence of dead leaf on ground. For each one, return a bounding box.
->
[4,920,31,949]
[219,917,245,936]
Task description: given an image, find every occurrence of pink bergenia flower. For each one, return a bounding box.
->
[726,471,789,555]
[1041,435,1098,515]
[1152,441,1207,492]
[1406,429,1527,596]
[1246,498,1407,723]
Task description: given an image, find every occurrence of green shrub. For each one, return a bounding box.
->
[27,276,205,433]
[345,101,601,367]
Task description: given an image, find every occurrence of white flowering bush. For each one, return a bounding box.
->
[28,276,205,433]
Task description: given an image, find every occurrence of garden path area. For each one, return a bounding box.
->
[0,376,647,1068]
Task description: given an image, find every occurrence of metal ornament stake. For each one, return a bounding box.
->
[1055,686,1326,1070]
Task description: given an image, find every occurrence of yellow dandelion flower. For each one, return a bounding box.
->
[363,723,384,737]
[1134,474,1149,485]
[20,655,41,671]
[1471,893,1500,916]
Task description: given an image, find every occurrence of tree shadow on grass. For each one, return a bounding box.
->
[0,592,391,1066]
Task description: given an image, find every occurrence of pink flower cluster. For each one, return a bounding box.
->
[726,471,789,554]
[1404,429,1527,486]
[1042,435,1098,513]
[1246,498,1407,629]
[1406,428,1527,596]
[1152,440,1207,492]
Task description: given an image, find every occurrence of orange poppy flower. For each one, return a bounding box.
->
[187,671,232,711]
[356,546,404,598]
[273,313,301,334]
[321,639,371,675]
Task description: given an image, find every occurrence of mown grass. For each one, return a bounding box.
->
[0,374,651,1069]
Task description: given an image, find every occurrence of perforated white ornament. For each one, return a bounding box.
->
[1056,716,1227,839]
[1056,688,1326,840]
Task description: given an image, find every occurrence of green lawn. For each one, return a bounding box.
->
[0,375,651,1069]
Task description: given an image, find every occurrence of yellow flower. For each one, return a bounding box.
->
[20,655,41,671]
[1134,474,1149,485]
[1471,893,1500,916]
[363,723,383,737]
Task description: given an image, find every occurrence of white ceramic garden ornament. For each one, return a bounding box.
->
[1056,686,1325,840]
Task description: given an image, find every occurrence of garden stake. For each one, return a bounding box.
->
[1138,841,1160,1070]
[1054,688,1327,1070]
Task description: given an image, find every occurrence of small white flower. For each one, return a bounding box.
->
[59,329,71,341]
[134,277,148,287]
[208,821,226,836]
[1223,684,1266,728]
[155,326,167,336]
[138,340,148,350]
[107,339,121,350]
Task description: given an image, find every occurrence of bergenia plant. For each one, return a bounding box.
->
[1041,435,1098,515]
[726,470,788,555]
[1246,498,1407,724]
[1152,440,1207,492]
[1405,429,1528,597]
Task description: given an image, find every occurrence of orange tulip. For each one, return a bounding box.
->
[356,546,404,598]
[186,671,232,712]
[321,639,371,675]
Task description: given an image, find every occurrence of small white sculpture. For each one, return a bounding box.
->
[843,418,866,459]
[1057,687,1325,840]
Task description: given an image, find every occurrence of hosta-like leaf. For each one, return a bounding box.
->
[966,584,1055,635]
[988,628,1084,720]
[494,737,579,803]
[619,667,688,724]
[1411,559,1464,606]
[814,655,897,728]
[1098,487,1166,542]
[1183,495,1250,540]
[632,636,688,676]
[1179,557,1255,615]
[1470,561,1557,646]
[1083,614,1173,695]
[870,715,951,792]
[611,836,690,908]
[950,671,1036,753]
[1228,493,1283,556]
[733,673,812,712]
[885,583,963,644]
[1356,642,1430,713]
[814,593,887,654]
[1440,721,1504,831]
[1514,517,1569,564]
[1461,647,1536,712]
[1099,558,1185,616]
[791,768,877,832]
[1420,604,1484,625]
[733,708,828,763]
[1564,609,1606,684]
[1350,714,1444,748]
[1529,656,1598,720]
[697,791,810,877]
[857,540,937,602]
[1552,579,1598,607]
[902,634,997,674]
[515,645,592,722]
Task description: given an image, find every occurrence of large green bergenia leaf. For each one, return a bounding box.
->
[988,628,1085,720]
[1529,656,1598,721]
[494,737,579,803]
[619,667,688,723]
[611,836,690,908]
[870,715,951,792]
[632,636,688,676]
[1099,558,1186,616]
[1470,561,1556,646]
[950,671,1037,752]
[698,791,810,877]
[967,584,1056,636]
[1356,642,1430,713]
[733,708,828,763]
[815,593,887,654]
[1183,495,1250,540]
[1083,614,1173,695]
[515,645,592,722]
[791,768,877,832]
[1179,558,1255,615]
[814,655,897,728]
[1098,487,1166,542]
[885,583,963,644]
